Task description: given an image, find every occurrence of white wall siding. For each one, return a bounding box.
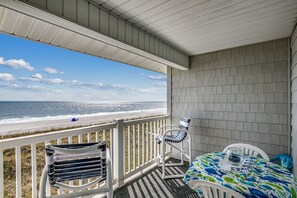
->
[171,38,290,159]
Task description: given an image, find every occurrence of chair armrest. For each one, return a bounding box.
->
[160,129,188,141]
[188,180,200,191]
[157,125,180,133]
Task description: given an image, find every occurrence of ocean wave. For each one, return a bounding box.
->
[0,108,167,125]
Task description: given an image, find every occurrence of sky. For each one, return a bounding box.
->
[0,33,167,101]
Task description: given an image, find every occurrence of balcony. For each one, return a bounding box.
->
[1,0,297,197]
[0,115,186,197]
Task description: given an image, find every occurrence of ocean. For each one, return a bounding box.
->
[0,101,166,124]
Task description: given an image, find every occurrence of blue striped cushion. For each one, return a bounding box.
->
[155,116,190,144]
[155,130,187,144]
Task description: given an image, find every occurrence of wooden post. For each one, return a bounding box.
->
[113,119,125,187]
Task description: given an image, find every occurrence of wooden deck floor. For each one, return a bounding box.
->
[113,160,199,198]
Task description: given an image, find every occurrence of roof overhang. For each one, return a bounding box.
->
[0,0,190,74]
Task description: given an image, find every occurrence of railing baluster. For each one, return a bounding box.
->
[110,129,114,179]
[103,130,106,140]
[127,126,131,172]
[78,135,82,186]
[153,121,157,159]
[78,134,82,143]
[142,123,145,166]
[150,122,152,161]
[31,144,37,198]
[87,133,91,143]
[96,131,99,142]
[133,125,136,170]
[87,133,91,188]
[67,137,74,192]
[0,149,4,198]
[16,147,22,198]
[156,120,159,159]
[146,123,149,163]
[68,136,72,143]
[57,138,63,195]
[137,124,140,168]
[45,142,50,197]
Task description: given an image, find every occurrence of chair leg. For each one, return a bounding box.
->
[161,141,166,179]
[107,160,113,198]
[39,166,48,198]
[157,143,161,167]
[189,137,192,166]
[180,141,184,166]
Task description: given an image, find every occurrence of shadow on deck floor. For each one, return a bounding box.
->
[114,160,199,198]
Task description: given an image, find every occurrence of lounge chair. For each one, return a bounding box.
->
[39,141,113,198]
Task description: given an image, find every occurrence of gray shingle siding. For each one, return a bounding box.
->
[171,38,289,160]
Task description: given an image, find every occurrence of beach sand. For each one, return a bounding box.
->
[0,109,167,136]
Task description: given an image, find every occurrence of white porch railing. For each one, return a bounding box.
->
[0,114,169,198]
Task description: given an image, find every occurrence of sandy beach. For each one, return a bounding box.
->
[0,109,167,136]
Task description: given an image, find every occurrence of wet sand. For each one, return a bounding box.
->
[0,109,167,136]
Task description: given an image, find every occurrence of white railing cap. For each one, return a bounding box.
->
[0,114,169,150]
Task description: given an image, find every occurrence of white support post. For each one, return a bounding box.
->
[114,119,125,187]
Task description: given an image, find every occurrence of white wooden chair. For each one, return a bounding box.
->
[189,180,244,198]
[39,141,113,198]
[155,116,192,179]
[223,143,269,160]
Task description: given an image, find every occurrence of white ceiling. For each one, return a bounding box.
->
[92,0,297,55]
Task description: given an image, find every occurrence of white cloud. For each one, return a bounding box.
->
[44,67,63,74]
[32,73,43,79]
[69,80,82,86]
[138,89,151,93]
[20,73,44,82]
[0,83,64,94]
[153,82,166,87]
[148,75,167,80]
[19,77,39,82]
[111,84,128,89]
[45,78,64,84]
[0,73,15,81]
[0,57,34,71]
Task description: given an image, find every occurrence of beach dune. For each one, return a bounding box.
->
[0,109,167,136]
